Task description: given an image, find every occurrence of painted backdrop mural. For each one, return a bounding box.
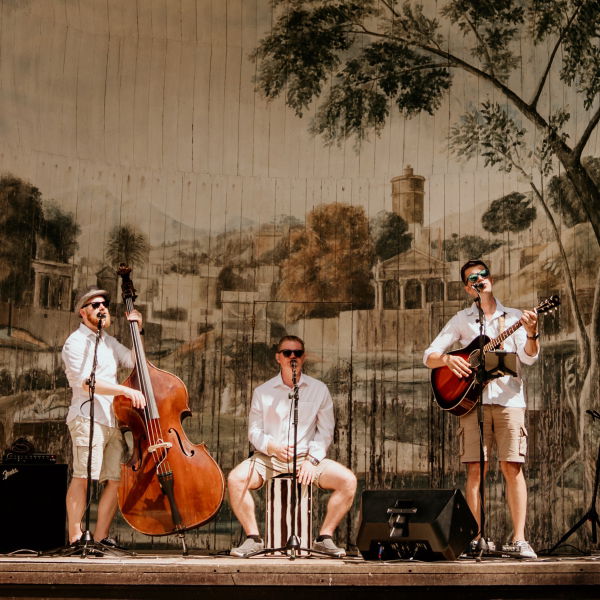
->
[0,0,599,553]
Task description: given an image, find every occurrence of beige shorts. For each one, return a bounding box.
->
[239,452,335,489]
[459,405,528,463]
[67,416,124,481]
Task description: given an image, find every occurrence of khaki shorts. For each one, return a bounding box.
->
[239,452,335,489]
[459,405,528,463]
[67,416,124,481]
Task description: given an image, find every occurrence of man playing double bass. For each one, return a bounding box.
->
[227,335,357,557]
[62,287,146,548]
[423,260,540,558]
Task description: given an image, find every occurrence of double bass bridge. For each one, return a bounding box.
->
[148,441,172,453]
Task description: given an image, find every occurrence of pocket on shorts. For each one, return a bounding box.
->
[68,417,91,447]
[519,426,528,457]
[458,426,465,457]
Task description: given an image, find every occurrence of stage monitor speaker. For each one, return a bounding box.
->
[356,488,477,561]
[0,463,67,553]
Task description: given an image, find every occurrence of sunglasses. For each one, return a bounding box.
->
[466,269,489,283]
[279,349,304,358]
[83,300,110,310]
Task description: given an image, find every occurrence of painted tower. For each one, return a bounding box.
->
[391,165,425,225]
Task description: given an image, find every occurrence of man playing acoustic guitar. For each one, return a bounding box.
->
[423,260,540,559]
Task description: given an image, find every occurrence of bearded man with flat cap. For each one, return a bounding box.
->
[61,286,145,547]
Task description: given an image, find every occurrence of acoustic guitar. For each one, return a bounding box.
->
[431,295,560,416]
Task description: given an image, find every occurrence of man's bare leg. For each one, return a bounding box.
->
[501,461,527,541]
[66,477,87,544]
[316,462,357,536]
[93,479,119,542]
[227,461,264,536]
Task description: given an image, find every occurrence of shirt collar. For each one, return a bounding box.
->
[466,299,507,321]
[275,372,308,389]
[78,322,104,339]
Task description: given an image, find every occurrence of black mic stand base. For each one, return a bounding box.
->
[468,537,500,560]
[545,509,600,555]
[245,534,343,560]
[546,416,600,555]
[44,531,137,558]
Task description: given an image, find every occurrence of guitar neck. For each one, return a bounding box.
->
[484,319,523,352]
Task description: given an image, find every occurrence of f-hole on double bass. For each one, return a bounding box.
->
[113,265,225,553]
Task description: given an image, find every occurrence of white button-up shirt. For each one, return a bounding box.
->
[248,373,335,462]
[62,323,135,427]
[423,300,538,408]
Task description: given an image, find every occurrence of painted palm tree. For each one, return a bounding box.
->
[105,224,150,271]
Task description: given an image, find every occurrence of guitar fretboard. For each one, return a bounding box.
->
[484,320,524,352]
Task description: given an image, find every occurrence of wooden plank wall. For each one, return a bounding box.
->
[0,0,597,554]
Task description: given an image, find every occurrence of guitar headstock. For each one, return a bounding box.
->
[535,295,560,315]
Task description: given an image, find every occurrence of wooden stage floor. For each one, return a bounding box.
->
[0,550,599,600]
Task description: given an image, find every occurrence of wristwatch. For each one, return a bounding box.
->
[307,455,320,466]
[527,332,540,340]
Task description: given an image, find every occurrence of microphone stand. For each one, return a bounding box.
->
[473,287,491,558]
[54,315,128,558]
[286,359,302,557]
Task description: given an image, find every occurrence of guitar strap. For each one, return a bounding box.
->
[498,313,506,349]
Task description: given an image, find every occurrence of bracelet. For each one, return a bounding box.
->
[527,333,540,340]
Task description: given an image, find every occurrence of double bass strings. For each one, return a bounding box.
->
[126,297,171,475]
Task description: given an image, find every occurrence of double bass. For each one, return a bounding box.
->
[113,265,224,548]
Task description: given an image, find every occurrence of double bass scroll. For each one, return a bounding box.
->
[113,264,225,537]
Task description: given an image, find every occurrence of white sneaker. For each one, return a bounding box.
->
[501,540,537,559]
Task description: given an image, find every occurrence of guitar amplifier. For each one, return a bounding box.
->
[0,463,68,553]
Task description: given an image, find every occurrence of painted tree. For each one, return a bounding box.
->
[0,175,44,304]
[278,202,374,319]
[39,202,81,263]
[105,225,150,270]
[482,193,536,236]
[480,192,536,274]
[547,157,600,228]
[371,211,412,261]
[432,233,504,263]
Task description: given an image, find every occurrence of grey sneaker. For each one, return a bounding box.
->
[230,537,264,557]
[311,537,346,557]
[501,540,537,559]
